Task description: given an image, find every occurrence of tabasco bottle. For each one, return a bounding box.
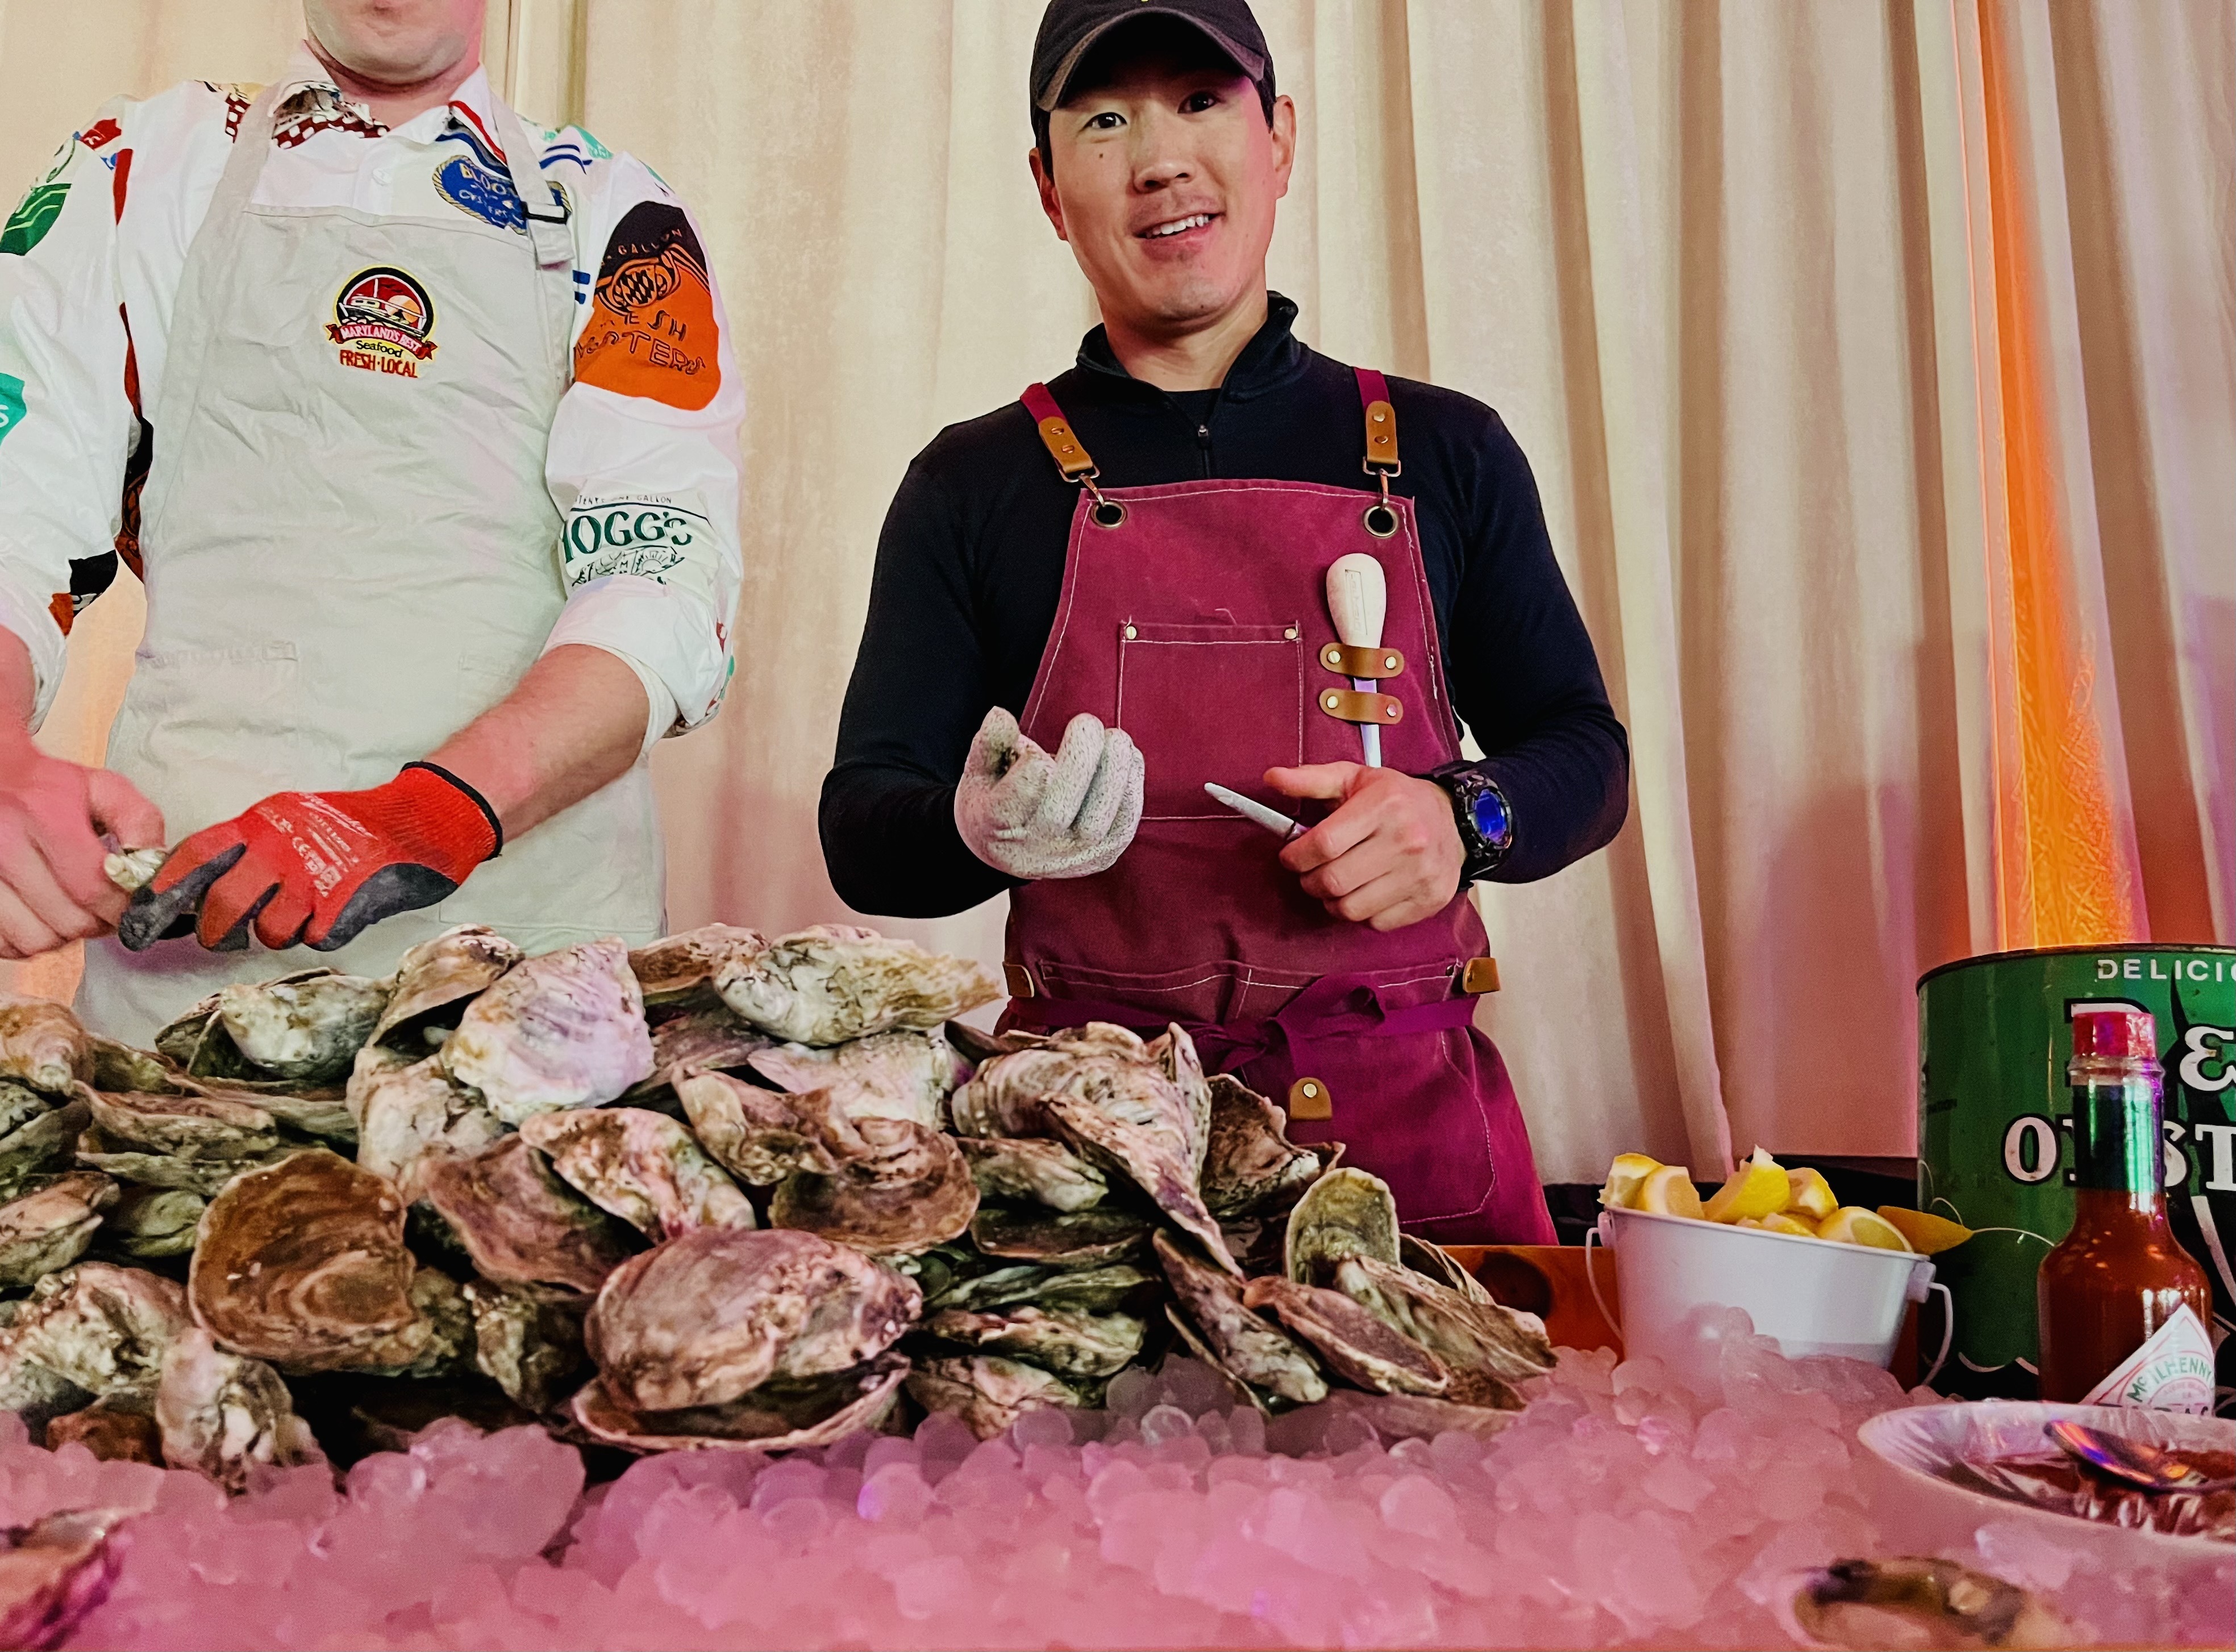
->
[2036,1004,2214,1410]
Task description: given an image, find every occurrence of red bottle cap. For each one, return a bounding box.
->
[2071,1003,2156,1059]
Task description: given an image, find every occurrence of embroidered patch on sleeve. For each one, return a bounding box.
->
[573,201,721,411]
[1,140,73,256]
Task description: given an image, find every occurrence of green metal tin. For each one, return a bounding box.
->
[1918,944,2236,1408]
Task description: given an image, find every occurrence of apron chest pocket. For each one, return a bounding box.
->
[1117,620,1302,820]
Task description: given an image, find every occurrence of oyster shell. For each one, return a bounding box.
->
[97,1187,205,1260]
[0,1173,117,1288]
[1240,1274,1449,1397]
[947,1021,1160,1138]
[47,1395,163,1464]
[1154,1230,1326,1405]
[153,1325,318,1490]
[922,1260,1155,1317]
[956,1136,1107,1212]
[351,1052,505,1202]
[372,924,524,1046]
[72,1138,303,1197]
[676,1070,844,1185]
[628,924,765,1009]
[464,1279,588,1412]
[0,996,90,1093]
[84,1086,277,1160]
[570,1352,909,1454]
[921,1303,1146,1379]
[103,845,168,891]
[5,1262,189,1395]
[0,1093,88,1200]
[768,1115,978,1255]
[353,1266,473,1378]
[747,1029,971,1128]
[439,938,654,1122]
[1776,1557,2075,1651]
[713,925,1000,1045]
[0,1353,91,1433]
[420,1135,637,1294]
[0,1508,129,1651]
[86,1039,173,1095]
[517,1107,756,1242]
[622,1008,771,1105]
[588,1226,920,1412]
[0,1078,55,1139]
[1399,1233,1495,1305]
[1201,1075,1319,1216]
[967,1204,1151,1266]
[1044,1095,1236,1275]
[1284,1167,1401,1283]
[188,1149,419,1371]
[215,970,390,1082]
[1329,1255,1544,1407]
[904,1354,1091,1441]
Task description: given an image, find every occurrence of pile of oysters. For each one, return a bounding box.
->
[0,923,1552,1486]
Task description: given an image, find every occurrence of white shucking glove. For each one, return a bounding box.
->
[954,706,1144,880]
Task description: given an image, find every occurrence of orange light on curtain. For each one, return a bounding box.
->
[1974,0,2142,952]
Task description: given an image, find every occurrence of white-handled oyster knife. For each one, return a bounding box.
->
[1204,783,1303,842]
[1326,552,1387,767]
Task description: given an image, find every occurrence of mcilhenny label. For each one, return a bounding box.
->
[2079,1304,2216,1413]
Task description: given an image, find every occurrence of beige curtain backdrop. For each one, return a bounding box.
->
[1,1,2227,1182]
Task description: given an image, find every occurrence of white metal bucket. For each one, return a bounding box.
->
[1587,1205,1951,1375]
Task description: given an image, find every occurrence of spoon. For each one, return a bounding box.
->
[2044,1418,2234,1495]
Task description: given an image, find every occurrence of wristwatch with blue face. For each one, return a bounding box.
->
[1428,761,1514,881]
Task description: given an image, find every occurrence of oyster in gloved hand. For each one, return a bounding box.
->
[768,1114,978,1255]
[153,1325,318,1489]
[714,926,999,1046]
[956,1136,1107,1213]
[571,1351,910,1455]
[588,1226,920,1412]
[421,1135,638,1295]
[518,1107,756,1242]
[214,969,390,1082]
[747,1029,971,1128]
[0,1173,118,1289]
[373,924,523,1048]
[351,1051,506,1202]
[904,1354,1093,1442]
[439,938,653,1122]
[189,1149,420,1371]
[0,996,91,1094]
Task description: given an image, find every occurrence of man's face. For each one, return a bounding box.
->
[1033,42,1296,340]
[303,0,482,86]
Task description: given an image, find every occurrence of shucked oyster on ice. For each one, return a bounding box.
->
[0,995,91,1093]
[747,1029,972,1129]
[518,1107,756,1242]
[373,924,523,1047]
[1775,1557,2075,1651]
[350,1050,505,1202]
[768,1114,979,1255]
[588,1226,921,1412]
[628,924,765,1009]
[153,1325,318,1490]
[188,1149,420,1371]
[214,970,390,1083]
[0,1173,118,1288]
[570,1350,910,1455]
[439,938,654,1122]
[421,1135,638,1295]
[713,925,1000,1046]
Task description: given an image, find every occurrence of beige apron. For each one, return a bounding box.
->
[79,85,664,1044]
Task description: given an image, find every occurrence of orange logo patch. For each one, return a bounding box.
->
[574,201,719,411]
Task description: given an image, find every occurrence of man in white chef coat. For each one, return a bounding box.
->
[0,0,743,1040]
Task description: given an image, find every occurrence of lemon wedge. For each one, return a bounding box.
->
[1757,1212,1816,1237]
[1874,1205,1973,1255]
[1637,1163,1703,1220]
[1816,1206,1913,1252]
[1702,1147,1789,1224]
[1600,1152,1662,1210]
[1783,1167,1838,1222]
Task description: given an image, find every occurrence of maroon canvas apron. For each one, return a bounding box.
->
[998,369,1556,1245]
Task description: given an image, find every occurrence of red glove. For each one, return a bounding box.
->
[118,764,502,954]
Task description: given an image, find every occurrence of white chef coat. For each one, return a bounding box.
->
[0,47,743,747]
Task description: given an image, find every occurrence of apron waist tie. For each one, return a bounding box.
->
[1004,971,1479,1079]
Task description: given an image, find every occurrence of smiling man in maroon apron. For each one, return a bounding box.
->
[823,0,1628,1245]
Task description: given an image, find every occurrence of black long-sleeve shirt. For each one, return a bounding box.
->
[820,295,1629,919]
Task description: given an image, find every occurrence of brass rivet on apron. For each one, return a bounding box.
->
[1285,626,1299,641]
[1288,1077,1333,1121]
[1384,705,1398,719]
[1323,646,1341,667]
[1323,693,1340,710]
[1384,654,1398,670]
[1363,502,1399,539]
[1123,623,1137,640]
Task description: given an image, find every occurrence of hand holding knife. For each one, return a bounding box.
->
[1204,782,1303,841]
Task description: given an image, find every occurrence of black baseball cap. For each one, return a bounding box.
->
[1030,0,1273,115]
